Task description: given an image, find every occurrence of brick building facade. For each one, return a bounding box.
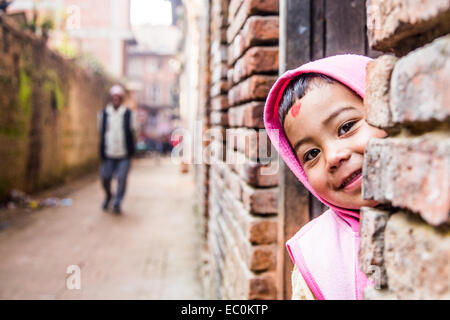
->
[190,0,449,300]
[197,0,280,299]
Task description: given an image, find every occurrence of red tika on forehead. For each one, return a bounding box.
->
[290,101,301,118]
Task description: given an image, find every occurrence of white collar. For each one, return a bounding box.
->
[106,104,126,114]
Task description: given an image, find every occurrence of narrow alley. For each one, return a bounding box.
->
[0,158,203,299]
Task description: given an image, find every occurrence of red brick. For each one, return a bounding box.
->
[384,211,450,299]
[228,102,265,129]
[211,0,229,28]
[227,0,279,44]
[249,244,277,271]
[359,207,390,288]
[210,80,229,97]
[211,62,228,83]
[224,164,242,200]
[367,0,450,53]
[363,136,450,226]
[223,188,277,244]
[226,128,272,161]
[241,182,278,215]
[364,54,398,128]
[390,35,450,124]
[211,42,227,66]
[228,105,247,127]
[228,75,277,106]
[228,0,244,24]
[210,111,228,126]
[247,218,277,245]
[219,191,276,273]
[227,149,278,187]
[230,46,278,84]
[248,271,277,299]
[211,95,229,111]
[228,16,279,66]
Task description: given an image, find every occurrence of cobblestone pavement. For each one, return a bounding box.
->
[0,157,203,299]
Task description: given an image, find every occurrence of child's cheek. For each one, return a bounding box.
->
[360,123,387,152]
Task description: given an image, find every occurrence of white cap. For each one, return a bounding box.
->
[109,84,125,96]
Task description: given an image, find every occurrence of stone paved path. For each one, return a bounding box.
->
[0,157,203,299]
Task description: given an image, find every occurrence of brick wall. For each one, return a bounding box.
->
[0,16,111,199]
[202,0,280,299]
[360,0,450,299]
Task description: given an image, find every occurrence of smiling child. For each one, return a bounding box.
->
[264,54,387,300]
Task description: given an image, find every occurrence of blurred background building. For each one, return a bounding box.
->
[9,0,134,78]
[125,24,181,155]
[9,0,183,156]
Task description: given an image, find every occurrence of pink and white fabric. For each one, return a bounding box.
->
[263,54,373,300]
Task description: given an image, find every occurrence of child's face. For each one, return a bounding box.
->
[283,80,387,210]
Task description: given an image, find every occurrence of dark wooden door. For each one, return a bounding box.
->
[277,0,381,299]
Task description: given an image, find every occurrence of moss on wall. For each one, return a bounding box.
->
[18,68,32,116]
[0,18,111,200]
[43,69,67,111]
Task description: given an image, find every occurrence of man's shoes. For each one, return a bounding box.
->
[102,197,111,211]
[112,204,121,214]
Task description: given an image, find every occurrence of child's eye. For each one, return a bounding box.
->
[338,120,357,136]
[303,148,320,163]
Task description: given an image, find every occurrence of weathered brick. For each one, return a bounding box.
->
[241,159,278,188]
[228,75,277,106]
[230,46,278,84]
[228,105,246,127]
[224,164,242,200]
[359,207,390,288]
[213,215,248,298]
[249,244,277,271]
[228,0,244,24]
[241,182,278,215]
[211,0,229,27]
[390,35,450,125]
[210,111,228,126]
[367,0,450,53]
[226,128,258,159]
[228,101,265,128]
[248,271,277,299]
[227,149,278,187]
[363,286,397,300]
[222,188,277,244]
[227,0,279,44]
[219,191,277,274]
[211,42,227,66]
[384,211,450,299]
[211,62,228,83]
[211,95,229,111]
[207,140,226,165]
[363,136,450,226]
[210,80,229,97]
[364,54,398,128]
[226,128,272,161]
[228,16,279,66]
[247,217,277,245]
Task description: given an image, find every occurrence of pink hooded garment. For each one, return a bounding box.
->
[263,54,373,300]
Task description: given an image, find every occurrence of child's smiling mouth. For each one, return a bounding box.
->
[339,168,363,191]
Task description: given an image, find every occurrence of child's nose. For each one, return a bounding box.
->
[326,148,351,171]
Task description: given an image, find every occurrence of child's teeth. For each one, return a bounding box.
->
[342,170,361,188]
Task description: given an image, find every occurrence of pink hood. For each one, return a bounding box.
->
[264,54,372,218]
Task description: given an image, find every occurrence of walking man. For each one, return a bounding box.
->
[98,84,136,214]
